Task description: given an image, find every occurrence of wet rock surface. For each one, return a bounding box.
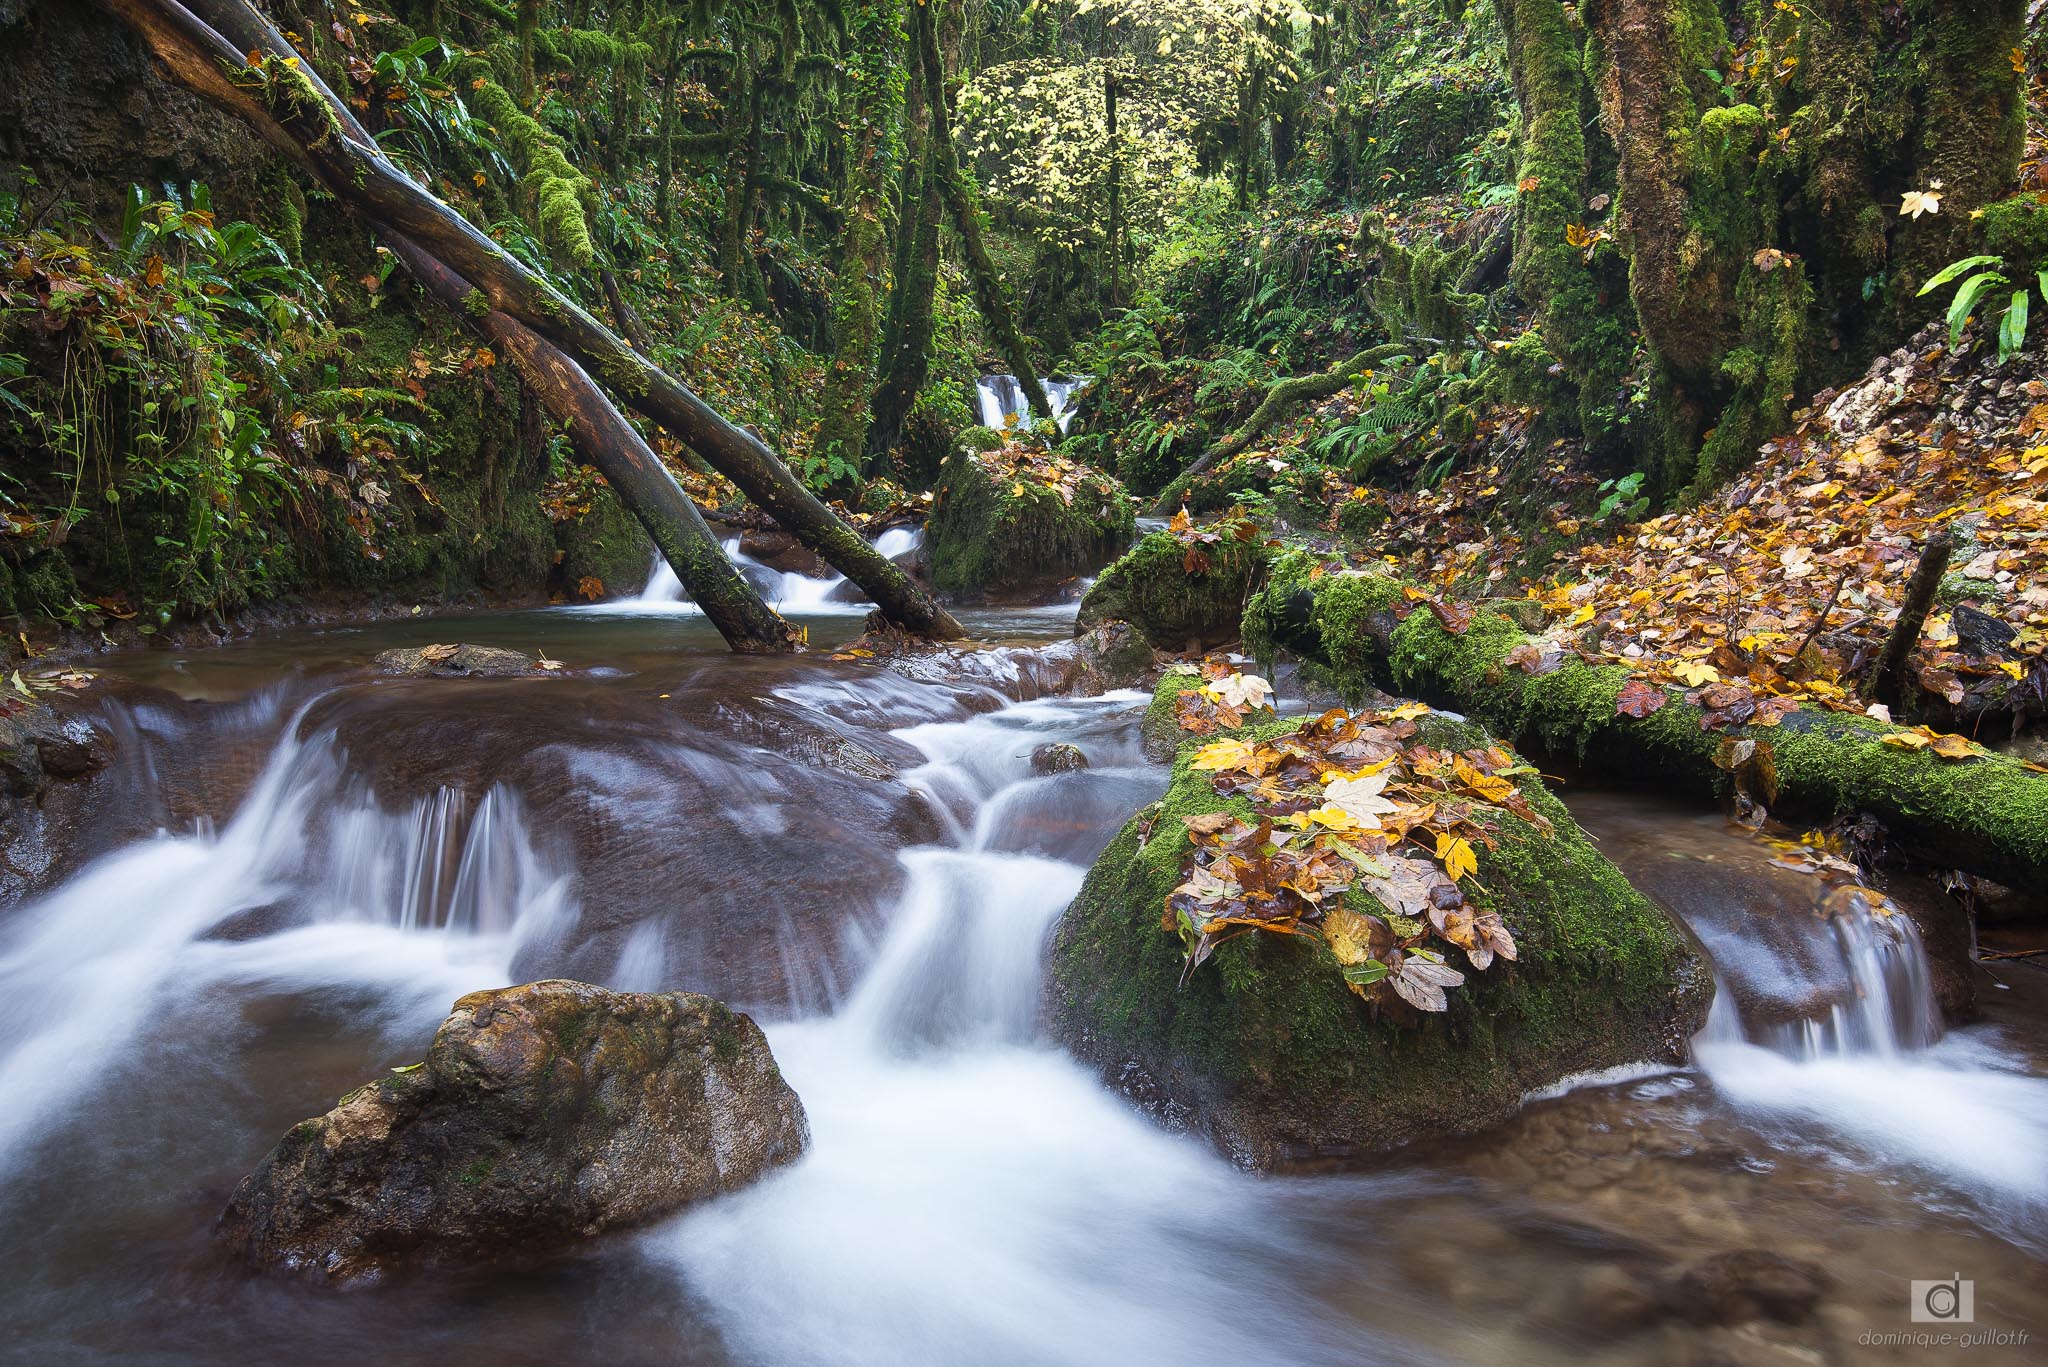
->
[219,979,807,1285]
[1030,742,1088,775]
[373,644,543,678]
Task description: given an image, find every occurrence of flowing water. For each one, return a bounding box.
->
[3,602,2046,1365]
[975,374,1089,434]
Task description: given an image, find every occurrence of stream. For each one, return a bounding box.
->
[2,581,2045,1365]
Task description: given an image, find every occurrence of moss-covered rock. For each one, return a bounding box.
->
[925,441,1134,599]
[1047,674,1711,1168]
[1076,527,1271,650]
[220,980,807,1284]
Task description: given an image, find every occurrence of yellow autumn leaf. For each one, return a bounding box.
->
[1672,660,1721,687]
[1568,604,1596,626]
[1881,731,1931,750]
[1435,832,1479,882]
[1289,804,1359,832]
[1190,739,1257,772]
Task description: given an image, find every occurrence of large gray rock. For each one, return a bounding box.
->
[219,980,807,1284]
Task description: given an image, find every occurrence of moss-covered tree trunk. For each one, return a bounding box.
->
[1497,0,1629,446]
[913,0,1051,421]
[132,0,966,641]
[1887,0,2032,308]
[1244,557,2048,896]
[813,0,905,480]
[866,30,944,464]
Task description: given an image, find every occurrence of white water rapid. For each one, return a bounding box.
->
[624,528,922,613]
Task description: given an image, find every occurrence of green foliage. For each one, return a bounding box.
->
[1917,252,2046,362]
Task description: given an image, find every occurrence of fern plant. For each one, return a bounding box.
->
[1918,254,2047,362]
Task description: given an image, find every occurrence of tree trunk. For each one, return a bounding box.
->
[135,0,964,641]
[813,0,906,478]
[399,237,800,652]
[1864,529,1956,710]
[866,12,944,462]
[1104,66,1124,310]
[1249,569,2048,897]
[913,0,1051,421]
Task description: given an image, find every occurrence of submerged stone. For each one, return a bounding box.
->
[372,643,541,677]
[1046,677,1711,1169]
[1031,742,1089,775]
[219,979,807,1284]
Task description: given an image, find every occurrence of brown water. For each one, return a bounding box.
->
[2,602,2044,1366]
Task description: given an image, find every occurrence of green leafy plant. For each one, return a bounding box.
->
[1595,471,1649,522]
[1918,254,2047,362]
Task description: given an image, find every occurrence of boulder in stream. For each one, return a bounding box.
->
[1077,522,1272,651]
[924,434,1132,600]
[219,979,807,1284]
[373,643,543,678]
[1047,674,1712,1168]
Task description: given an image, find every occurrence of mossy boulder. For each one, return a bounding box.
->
[219,980,807,1284]
[1046,676,1711,1169]
[1077,527,1272,650]
[925,442,1133,600]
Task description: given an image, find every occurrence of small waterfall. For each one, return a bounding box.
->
[1702,885,1940,1059]
[975,374,1089,433]
[627,529,924,614]
[0,713,574,1180]
[1684,858,2048,1227]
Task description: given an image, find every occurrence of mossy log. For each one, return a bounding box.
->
[1076,528,1271,651]
[1047,671,1711,1168]
[113,0,965,642]
[1243,553,2048,897]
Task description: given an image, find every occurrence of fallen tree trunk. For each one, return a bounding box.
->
[394,238,800,652]
[1150,343,1407,515]
[158,0,792,652]
[115,0,965,641]
[1242,554,2048,898]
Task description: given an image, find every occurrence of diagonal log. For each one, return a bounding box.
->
[109,0,966,641]
[392,236,801,652]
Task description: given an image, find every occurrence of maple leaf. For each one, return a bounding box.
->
[1671,660,1722,687]
[1615,679,1669,717]
[1324,771,1398,828]
[1899,189,1941,220]
[1205,672,1274,710]
[1435,831,1479,881]
[1190,738,1258,772]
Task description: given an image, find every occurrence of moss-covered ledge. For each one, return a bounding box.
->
[1076,527,1273,650]
[1045,672,1710,1169]
[1242,552,2048,897]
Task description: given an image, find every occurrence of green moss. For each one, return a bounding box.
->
[925,448,1134,598]
[1077,528,1270,649]
[1258,568,2048,888]
[1049,705,1708,1165]
[1976,194,2048,275]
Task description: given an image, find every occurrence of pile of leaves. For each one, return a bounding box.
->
[1161,671,1527,1014]
[1515,365,2048,721]
[969,437,1122,511]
